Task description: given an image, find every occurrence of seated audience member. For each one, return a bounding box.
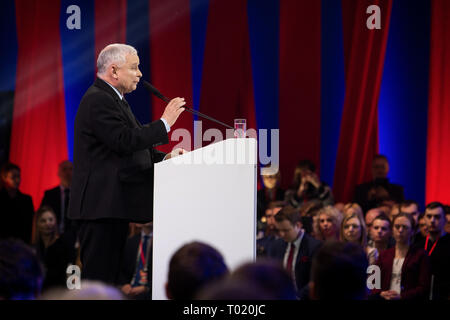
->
[257,168,285,220]
[298,199,324,236]
[340,209,378,265]
[353,155,404,213]
[444,205,450,235]
[0,239,44,300]
[371,213,431,300]
[309,241,369,300]
[166,241,228,300]
[119,222,153,299]
[40,280,123,300]
[390,202,402,221]
[417,212,428,239]
[257,201,283,257]
[313,205,342,242]
[0,162,34,244]
[400,200,421,225]
[369,214,394,253]
[284,160,334,209]
[33,206,77,291]
[418,202,450,300]
[267,206,321,299]
[334,202,345,213]
[365,207,382,241]
[40,160,74,235]
[226,259,297,300]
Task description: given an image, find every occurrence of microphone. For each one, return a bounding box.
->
[142,80,233,129]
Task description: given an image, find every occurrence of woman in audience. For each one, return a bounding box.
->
[371,213,431,300]
[33,206,76,290]
[340,209,378,265]
[313,206,342,241]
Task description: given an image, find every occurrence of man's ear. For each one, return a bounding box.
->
[165,282,172,300]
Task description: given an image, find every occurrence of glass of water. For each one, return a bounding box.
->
[234,119,246,138]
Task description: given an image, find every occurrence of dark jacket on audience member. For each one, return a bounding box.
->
[267,232,322,298]
[371,245,431,300]
[0,188,34,244]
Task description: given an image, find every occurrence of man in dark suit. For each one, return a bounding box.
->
[68,43,186,285]
[353,154,404,213]
[40,160,73,234]
[267,206,322,299]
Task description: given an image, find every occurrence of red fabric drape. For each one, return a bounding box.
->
[333,0,392,203]
[149,0,194,153]
[426,0,450,204]
[198,0,257,147]
[10,0,68,209]
[94,0,127,68]
[279,0,321,190]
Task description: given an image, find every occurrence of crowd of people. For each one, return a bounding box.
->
[1,154,449,300]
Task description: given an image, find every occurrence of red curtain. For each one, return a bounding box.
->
[10,0,68,209]
[149,0,194,153]
[333,0,392,203]
[198,0,257,146]
[94,0,127,67]
[426,0,450,204]
[279,0,321,190]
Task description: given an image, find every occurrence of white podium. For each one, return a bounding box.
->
[152,138,257,300]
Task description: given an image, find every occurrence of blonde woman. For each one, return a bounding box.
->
[313,206,342,241]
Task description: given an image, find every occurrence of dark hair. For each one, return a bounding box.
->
[372,213,392,228]
[401,200,419,210]
[274,206,301,225]
[229,259,297,300]
[0,239,44,299]
[373,154,388,163]
[393,212,416,231]
[297,160,316,172]
[311,241,368,300]
[266,201,285,210]
[425,202,445,215]
[167,241,228,300]
[0,163,20,188]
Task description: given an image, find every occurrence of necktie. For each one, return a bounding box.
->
[121,99,140,127]
[286,243,296,276]
[133,235,150,286]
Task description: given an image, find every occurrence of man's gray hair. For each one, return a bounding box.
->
[96,44,137,75]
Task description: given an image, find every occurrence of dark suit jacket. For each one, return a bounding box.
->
[371,245,431,300]
[68,78,167,222]
[41,186,62,223]
[267,232,322,297]
[353,178,404,212]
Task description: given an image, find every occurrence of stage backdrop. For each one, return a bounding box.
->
[1,0,449,210]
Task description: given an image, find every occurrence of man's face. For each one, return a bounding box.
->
[265,207,282,230]
[58,161,73,186]
[425,207,445,235]
[371,219,391,243]
[262,173,278,189]
[372,158,389,179]
[2,169,20,190]
[401,203,420,224]
[418,217,428,237]
[115,53,142,94]
[275,219,300,243]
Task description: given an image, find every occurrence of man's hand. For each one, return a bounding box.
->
[164,148,188,160]
[161,97,185,127]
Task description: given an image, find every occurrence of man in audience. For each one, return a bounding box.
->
[400,200,421,225]
[0,239,44,300]
[368,214,393,253]
[40,160,74,234]
[166,241,228,300]
[353,155,404,213]
[0,163,34,244]
[418,202,450,300]
[268,206,322,299]
[119,222,153,299]
[257,201,283,257]
[365,207,382,241]
[309,241,369,300]
[444,205,450,234]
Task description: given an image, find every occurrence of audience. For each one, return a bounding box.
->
[313,205,342,242]
[0,239,44,300]
[365,207,382,241]
[369,214,394,253]
[257,169,285,221]
[33,206,77,291]
[353,155,404,213]
[165,241,228,300]
[267,206,322,299]
[340,207,378,265]
[0,162,34,244]
[257,201,283,257]
[309,241,369,300]
[284,160,334,209]
[371,213,431,300]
